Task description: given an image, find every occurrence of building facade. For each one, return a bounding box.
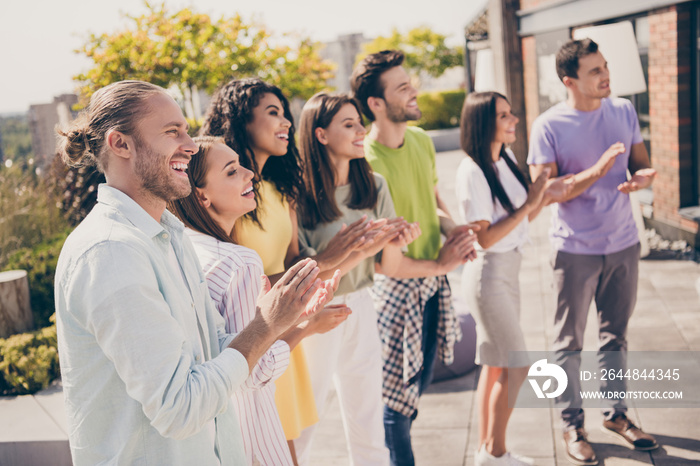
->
[495,0,700,245]
[28,94,78,167]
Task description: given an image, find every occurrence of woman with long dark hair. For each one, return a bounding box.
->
[201,79,377,463]
[457,91,571,466]
[293,92,421,465]
[168,137,348,465]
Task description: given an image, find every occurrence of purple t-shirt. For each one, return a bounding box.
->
[527,98,643,255]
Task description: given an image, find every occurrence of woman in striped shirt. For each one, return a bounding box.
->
[170,136,350,466]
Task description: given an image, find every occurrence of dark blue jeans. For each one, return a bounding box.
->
[383,292,440,466]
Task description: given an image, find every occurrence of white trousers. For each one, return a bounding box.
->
[294,287,390,466]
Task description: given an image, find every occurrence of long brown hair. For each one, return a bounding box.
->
[168,136,235,244]
[460,91,528,214]
[297,92,378,229]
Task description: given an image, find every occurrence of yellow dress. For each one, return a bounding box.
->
[236,180,319,440]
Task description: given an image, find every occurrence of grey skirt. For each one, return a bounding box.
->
[461,248,528,367]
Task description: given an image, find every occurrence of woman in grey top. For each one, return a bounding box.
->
[293,93,420,465]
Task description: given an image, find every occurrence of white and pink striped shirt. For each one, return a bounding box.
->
[186,229,293,466]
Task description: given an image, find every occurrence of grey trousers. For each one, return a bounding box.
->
[551,243,640,431]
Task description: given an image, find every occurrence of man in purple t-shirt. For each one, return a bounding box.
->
[528,39,658,466]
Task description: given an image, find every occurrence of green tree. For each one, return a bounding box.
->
[74,2,334,116]
[359,27,463,80]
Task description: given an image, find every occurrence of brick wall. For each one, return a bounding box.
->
[521,36,539,136]
[519,0,563,142]
[648,4,697,234]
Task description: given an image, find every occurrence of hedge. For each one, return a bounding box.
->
[0,232,68,395]
[412,89,466,131]
[3,230,69,329]
[0,316,59,395]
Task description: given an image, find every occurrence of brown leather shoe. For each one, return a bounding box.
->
[602,414,659,450]
[563,428,598,465]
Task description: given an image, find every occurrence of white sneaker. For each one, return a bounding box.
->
[475,446,535,466]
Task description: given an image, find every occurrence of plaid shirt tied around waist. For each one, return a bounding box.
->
[370,274,462,418]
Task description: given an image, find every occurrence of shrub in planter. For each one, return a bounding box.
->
[0,318,59,396]
[3,231,69,328]
[412,89,466,131]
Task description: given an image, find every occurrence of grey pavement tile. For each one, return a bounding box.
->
[627,327,690,351]
[669,312,700,349]
[32,380,68,435]
[507,407,556,458]
[663,297,700,315]
[412,428,468,466]
[0,395,66,441]
[308,415,350,464]
[635,408,700,463]
[631,297,667,315]
[654,288,700,306]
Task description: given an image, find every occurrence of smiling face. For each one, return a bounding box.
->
[493,97,519,146]
[197,142,256,225]
[317,103,366,162]
[567,50,611,100]
[246,92,292,160]
[378,66,421,122]
[132,93,197,202]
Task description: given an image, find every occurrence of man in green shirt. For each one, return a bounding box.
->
[351,50,478,466]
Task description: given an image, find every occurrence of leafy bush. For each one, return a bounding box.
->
[0,317,59,396]
[48,155,104,226]
[412,89,466,131]
[3,231,69,328]
[0,162,69,270]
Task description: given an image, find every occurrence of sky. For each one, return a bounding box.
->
[0,0,487,115]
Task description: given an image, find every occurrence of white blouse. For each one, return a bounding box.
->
[186,229,294,466]
[455,148,529,253]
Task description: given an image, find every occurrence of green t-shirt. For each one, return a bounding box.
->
[298,174,396,296]
[365,126,440,261]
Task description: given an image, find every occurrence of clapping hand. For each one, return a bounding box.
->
[618,168,657,194]
[255,259,323,334]
[544,174,574,203]
[390,221,421,248]
[315,215,385,269]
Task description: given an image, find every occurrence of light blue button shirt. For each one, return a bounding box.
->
[55,185,249,465]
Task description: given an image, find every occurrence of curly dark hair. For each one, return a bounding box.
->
[200,78,303,225]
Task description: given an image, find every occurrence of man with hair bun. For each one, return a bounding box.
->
[54,80,336,465]
[528,39,658,465]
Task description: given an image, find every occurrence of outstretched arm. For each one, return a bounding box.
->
[530,142,626,202]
